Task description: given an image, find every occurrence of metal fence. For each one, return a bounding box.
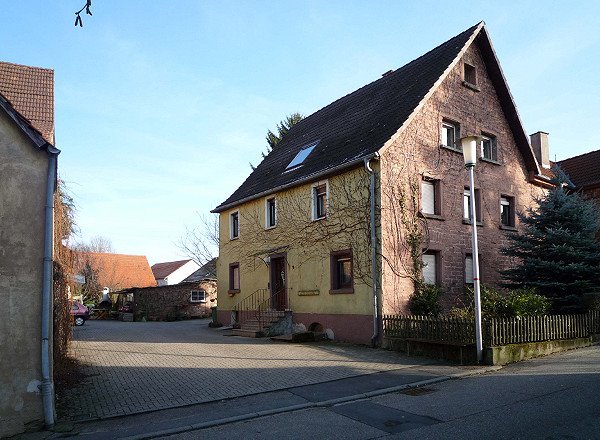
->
[383,311,600,347]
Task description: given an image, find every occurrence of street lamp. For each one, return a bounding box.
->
[460,135,483,363]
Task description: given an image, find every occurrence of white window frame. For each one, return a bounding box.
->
[441,121,460,150]
[500,195,515,227]
[190,290,207,303]
[463,188,481,222]
[311,180,329,221]
[265,196,277,229]
[229,210,240,240]
[481,134,498,161]
[421,179,438,215]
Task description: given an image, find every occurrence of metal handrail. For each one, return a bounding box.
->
[231,288,269,328]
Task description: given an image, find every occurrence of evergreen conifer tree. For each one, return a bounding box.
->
[502,168,600,313]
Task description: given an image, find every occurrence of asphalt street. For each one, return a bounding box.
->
[157,345,600,440]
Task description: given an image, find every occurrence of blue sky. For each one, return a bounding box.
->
[2,1,599,264]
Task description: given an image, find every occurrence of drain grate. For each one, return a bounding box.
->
[399,387,436,396]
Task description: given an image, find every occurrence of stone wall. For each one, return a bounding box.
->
[379,37,548,314]
[132,281,217,321]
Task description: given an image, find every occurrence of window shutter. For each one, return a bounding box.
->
[421,181,435,214]
[465,255,474,284]
[422,253,437,284]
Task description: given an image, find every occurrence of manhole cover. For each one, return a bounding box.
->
[400,387,436,396]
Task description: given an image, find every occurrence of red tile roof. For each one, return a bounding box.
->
[151,259,192,280]
[558,149,600,189]
[0,61,54,143]
[75,252,157,290]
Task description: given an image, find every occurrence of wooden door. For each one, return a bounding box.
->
[270,256,287,310]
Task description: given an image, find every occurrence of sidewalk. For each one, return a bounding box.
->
[20,362,498,440]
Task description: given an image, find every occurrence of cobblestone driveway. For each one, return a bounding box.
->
[61,319,428,421]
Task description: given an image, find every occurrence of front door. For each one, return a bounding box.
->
[270,256,287,310]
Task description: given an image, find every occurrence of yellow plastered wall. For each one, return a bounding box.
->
[217,166,376,316]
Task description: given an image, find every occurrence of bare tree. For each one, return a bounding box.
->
[177,213,219,266]
[74,235,114,253]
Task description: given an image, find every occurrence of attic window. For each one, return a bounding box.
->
[463,63,479,91]
[285,141,318,170]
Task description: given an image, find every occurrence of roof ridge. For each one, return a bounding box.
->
[558,148,600,163]
[0,60,54,72]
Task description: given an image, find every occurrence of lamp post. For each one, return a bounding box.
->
[460,135,483,363]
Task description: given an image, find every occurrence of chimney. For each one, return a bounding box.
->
[530,131,550,169]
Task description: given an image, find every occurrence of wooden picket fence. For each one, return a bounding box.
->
[383,310,600,347]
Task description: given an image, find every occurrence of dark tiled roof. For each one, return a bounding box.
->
[182,258,217,282]
[214,23,481,212]
[558,149,600,188]
[0,61,54,143]
[151,259,192,280]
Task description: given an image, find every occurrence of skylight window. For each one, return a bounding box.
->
[286,141,318,170]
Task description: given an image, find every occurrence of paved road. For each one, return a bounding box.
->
[62,319,472,421]
[157,345,600,440]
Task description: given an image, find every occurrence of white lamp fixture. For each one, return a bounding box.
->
[460,135,481,167]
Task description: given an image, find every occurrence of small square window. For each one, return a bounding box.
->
[481,134,498,161]
[441,121,460,150]
[229,263,240,292]
[230,211,239,239]
[500,196,515,227]
[421,179,441,216]
[190,290,207,303]
[330,249,353,294]
[463,188,481,223]
[464,63,477,86]
[422,251,439,285]
[312,183,327,220]
[265,197,276,228]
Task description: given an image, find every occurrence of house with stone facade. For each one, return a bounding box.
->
[0,62,60,437]
[128,259,217,321]
[212,22,552,344]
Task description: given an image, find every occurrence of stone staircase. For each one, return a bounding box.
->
[231,310,286,338]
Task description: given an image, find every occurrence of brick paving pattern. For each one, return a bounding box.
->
[61,320,427,421]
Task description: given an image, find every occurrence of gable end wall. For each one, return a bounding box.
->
[379,40,547,314]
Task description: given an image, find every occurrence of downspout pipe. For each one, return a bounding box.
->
[42,145,60,428]
[364,153,380,347]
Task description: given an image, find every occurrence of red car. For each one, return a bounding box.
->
[70,302,90,326]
